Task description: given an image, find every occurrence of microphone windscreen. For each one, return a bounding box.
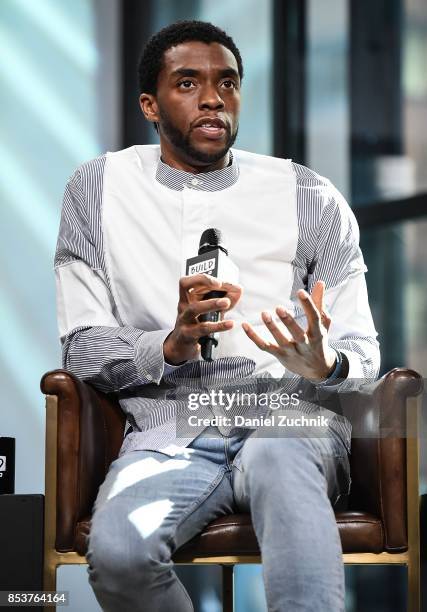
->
[199,228,227,255]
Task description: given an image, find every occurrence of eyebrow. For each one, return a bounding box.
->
[170,67,240,80]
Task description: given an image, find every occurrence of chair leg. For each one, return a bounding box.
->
[43,555,57,612]
[406,396,421,612]
[407,553,421,612]
[222,564,234,612]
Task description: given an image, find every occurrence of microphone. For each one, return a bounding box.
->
[186,229,239,361]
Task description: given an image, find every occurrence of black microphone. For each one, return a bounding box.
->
[185,229,239,361]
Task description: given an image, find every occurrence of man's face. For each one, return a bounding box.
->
[142,41,241,167]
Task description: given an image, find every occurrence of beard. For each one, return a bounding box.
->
[158,108,238,165]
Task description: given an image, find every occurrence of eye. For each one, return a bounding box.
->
[178,80,196,89]
[222,80,237,89]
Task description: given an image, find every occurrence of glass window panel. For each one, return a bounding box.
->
[307,0,350,198]
[403,0,427,194]
[0,0,120,496]
[306,5,427,606]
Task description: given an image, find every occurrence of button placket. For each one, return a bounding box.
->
[181,186,210,271]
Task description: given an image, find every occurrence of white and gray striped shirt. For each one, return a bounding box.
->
[54,145,380,458]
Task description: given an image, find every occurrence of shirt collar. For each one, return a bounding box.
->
[155,150,239,191]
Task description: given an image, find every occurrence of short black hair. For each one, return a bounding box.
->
[138,20,244,95]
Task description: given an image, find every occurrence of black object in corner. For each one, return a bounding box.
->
[0,494,44,611]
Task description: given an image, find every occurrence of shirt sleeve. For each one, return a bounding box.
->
[55,162,183,393]
[292,169,380,384]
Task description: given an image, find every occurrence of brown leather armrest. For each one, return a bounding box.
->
[348,368,423,552]
[41,370,126,552]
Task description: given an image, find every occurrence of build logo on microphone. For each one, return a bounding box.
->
[188,257,216,275]
[186,249,219,277]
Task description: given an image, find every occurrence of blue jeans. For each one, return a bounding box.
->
[86,425,350,611]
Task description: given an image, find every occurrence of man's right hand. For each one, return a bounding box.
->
[163,274,243,365]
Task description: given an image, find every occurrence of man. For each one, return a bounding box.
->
[55,20,379,611]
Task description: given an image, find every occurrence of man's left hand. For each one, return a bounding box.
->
[242,280,337,382]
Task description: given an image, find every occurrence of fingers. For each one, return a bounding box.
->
[260,311,293,346]
[242,322,277,352]
[179,274,243,307]
[174,275,241,352]
[179,274,222,303]
[243,309,306,351]
[297,289,322,338]
[275,306,307,343]
[180,296,231,324]
[311,281,325,313]
[179,318,234,340]
[310,281,332,331]
[190,281,242,310]
[198,319,234,336]
[320,306,331,331]
[219,282,243,309]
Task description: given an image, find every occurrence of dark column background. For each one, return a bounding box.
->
[350,0,403,203]
[273,0,306,164]
[121,1,154,148]
[350,0,405,375]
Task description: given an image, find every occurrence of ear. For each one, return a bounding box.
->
[139,93,159,123]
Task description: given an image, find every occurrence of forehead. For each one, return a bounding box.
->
[161,41,239,76]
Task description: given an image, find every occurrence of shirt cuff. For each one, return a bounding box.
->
[163,361,187,376]
[336,348,365,378]
[134,329,177,384]
[314,349,343,387]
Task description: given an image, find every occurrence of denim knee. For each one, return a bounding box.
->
[86,512,173,594]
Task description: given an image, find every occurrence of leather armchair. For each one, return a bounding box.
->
[40,368,423,612]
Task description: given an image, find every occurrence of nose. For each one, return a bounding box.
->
[198,83,225,110]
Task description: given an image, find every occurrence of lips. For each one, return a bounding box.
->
[193,117,226,129]
[192,117,228,140]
